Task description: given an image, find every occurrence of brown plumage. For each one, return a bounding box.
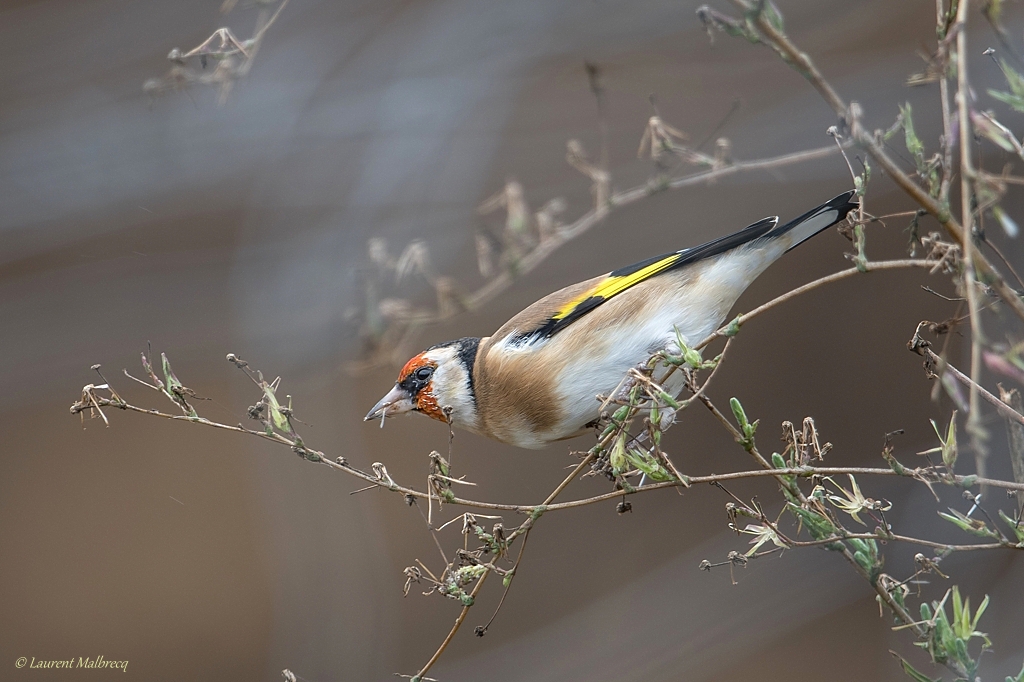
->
[366,191,857,449]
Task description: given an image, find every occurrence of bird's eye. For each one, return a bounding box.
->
[415,367,434,381]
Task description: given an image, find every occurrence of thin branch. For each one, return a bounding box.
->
[953,0,990,477]
[937,0,956,205]
[785,532,1011,553]
[475,528,532,637]
[920,346,1024,426]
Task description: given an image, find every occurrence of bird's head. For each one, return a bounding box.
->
[364,337,480,431]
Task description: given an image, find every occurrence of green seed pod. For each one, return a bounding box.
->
[610,432,628,471]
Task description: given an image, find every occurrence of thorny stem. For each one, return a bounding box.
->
[730,1,846,115]
[76,354,1024,678]
[537,451,599,510]
[409,426,601,679]
[654,337,736,488]
[647,144,849,194]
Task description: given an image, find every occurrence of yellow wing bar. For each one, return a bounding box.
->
[550,252,681,321]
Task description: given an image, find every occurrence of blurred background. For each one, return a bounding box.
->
[2,0,1023,680]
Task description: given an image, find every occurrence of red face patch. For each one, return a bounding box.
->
[416,391,444,422]
[396,354,445,422]
[397,353,428,383]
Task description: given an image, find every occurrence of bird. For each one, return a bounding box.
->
[365,191,858,449]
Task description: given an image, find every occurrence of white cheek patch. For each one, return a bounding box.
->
[424,347,479,430]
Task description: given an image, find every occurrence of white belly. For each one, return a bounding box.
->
[546,243,782,440]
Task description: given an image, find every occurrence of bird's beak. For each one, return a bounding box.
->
[364,384,415,425]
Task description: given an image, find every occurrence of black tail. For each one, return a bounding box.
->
[768,190,859,251]
[662,189,857,270]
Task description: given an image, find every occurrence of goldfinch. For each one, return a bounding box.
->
[365,191,857,449]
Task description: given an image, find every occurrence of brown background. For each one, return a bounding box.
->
[2,0,1022,680]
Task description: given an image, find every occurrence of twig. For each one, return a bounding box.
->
[918,346,1024,426]
[953,0,990,478]
[474,528,532,637]
[936,0,956,205]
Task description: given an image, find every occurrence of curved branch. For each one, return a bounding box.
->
[695,259,937,350]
